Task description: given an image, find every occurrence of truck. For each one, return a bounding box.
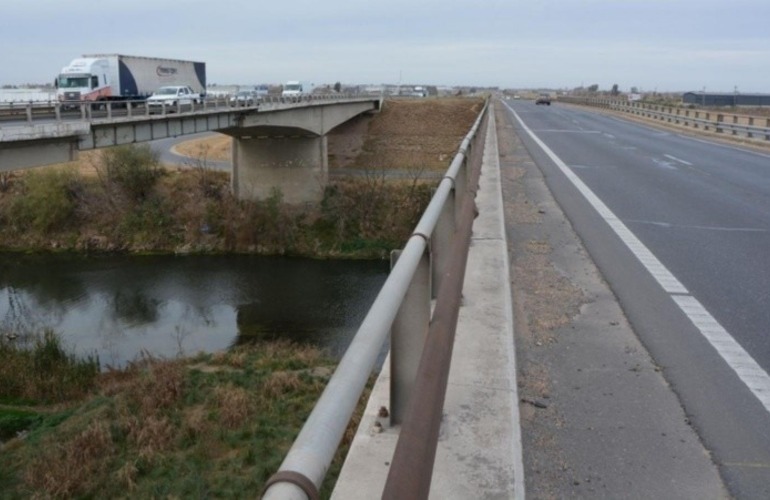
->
[55,54,206,104]
[281,80,314,101]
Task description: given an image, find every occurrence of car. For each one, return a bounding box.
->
[229,90,258,107]
[535,94,551,105]
[146,85,199,113]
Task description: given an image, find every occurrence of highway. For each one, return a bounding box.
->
[503,98,770,497]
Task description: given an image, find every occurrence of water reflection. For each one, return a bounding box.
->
[0,254,388,368]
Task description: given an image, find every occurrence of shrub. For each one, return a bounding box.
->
[7,168,81,233]
[100,145,164,202]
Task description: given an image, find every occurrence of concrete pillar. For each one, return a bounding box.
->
[231,134,328,203]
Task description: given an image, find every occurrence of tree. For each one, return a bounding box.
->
[333,81,341,93]
[611,84,619,96]
[588,84,599,93]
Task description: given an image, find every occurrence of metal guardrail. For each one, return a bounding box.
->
[561,97,770,142]
[0,93,369,125]
[261,100,489,500]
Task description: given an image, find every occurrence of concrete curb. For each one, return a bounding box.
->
[332,107,524,499]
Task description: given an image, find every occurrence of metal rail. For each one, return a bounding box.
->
[262,100,489,500]
[0,93,368,125]
[381,121,483,498]
[561,96,770,142]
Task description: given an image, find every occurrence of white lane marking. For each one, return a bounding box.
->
[673,296,770,409]
[504,101,770,415]
[627,219,768,233]
[652,158,678,170]
[683,136,770,160]
[664,154,693,166]
[532,129,601,134]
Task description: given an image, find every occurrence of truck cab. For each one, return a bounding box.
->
[281,81,314,101]
[56,57,111,103]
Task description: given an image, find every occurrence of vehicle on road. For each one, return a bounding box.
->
[147,85,199,113]
[281,80,314,101]
[229,90,257,107]
[55,54,206,105]
[536,94,551,105]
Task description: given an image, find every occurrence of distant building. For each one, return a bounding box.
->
[682,92,770,107]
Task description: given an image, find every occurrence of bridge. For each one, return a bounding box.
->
[0,95,381,203]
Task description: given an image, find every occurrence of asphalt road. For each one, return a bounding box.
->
[148,132,230,170]
[502,98,770,498]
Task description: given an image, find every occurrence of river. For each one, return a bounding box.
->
[0,253,388,368]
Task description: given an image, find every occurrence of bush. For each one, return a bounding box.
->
[100,145,164,202]
[6,168,81,233]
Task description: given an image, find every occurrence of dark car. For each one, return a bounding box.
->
[535,94,551,105]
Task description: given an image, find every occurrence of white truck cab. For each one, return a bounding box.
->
[281,81,314,101]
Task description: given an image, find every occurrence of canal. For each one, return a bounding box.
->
[0,254,389,368]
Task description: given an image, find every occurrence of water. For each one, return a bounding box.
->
[0,253,389,368]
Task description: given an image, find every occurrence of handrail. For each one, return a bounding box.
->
[381,120,483,498]
[0,93,374,126]
[262,99,489,500]
[561,96,770,142]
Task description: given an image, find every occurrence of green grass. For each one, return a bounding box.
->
[0,340,369,499]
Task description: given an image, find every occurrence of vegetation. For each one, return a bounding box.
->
[0,334,366,498]
[0,97,480,496]
[0,145,432,258]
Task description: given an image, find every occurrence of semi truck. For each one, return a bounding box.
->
[55,54,206,104]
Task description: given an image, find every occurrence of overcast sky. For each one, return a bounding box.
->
[2,0,768,93]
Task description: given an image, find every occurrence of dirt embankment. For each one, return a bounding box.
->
[174,97,485,172]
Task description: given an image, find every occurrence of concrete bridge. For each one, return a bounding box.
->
[0,96,381,203]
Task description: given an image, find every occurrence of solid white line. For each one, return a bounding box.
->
[664,154,693,166]
[503,100,770,415]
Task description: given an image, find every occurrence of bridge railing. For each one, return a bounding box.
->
[561,96,770,142]
[0,93,369,125]
[262,99,489,500]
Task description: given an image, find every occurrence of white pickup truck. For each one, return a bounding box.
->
[146,85,200,113]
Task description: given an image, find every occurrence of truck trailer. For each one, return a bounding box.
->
[55,54,206,103]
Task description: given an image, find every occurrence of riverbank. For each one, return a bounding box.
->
[0,97,483,258]
[0,334,367,497]
[0,96,483,497]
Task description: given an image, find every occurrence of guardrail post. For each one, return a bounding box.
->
[25,104,32,124]
[54,103,61,122]
[432,186,456,298]
[390,248,432,425]
[106,102,113,120]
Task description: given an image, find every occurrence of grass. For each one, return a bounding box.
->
[0,337,369,499]
[0,145,432,258]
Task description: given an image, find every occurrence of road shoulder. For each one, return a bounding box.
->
[496,99,729,498]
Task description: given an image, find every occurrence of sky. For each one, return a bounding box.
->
[2,0,769,93]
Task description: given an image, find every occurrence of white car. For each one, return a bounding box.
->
[146,85,199,113]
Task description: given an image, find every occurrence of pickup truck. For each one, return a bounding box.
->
[146,85,200,113]
[535,93,551,105]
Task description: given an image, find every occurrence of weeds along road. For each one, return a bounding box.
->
[499,97,770,498]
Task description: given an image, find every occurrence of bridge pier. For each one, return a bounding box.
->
[231,134,328,204]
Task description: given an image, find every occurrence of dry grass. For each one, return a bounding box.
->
[2,341,365,498]
[174,134,231,162]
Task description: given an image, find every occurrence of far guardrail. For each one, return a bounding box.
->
[0,93,366,125]
[561,96,770,142]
